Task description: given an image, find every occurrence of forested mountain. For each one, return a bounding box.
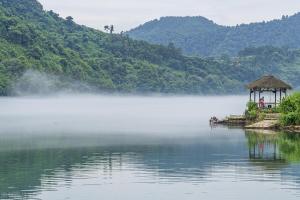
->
[0,0,300,95]
[127,15,300,56]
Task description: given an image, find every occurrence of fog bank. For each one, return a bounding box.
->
[0,95,247,135]
[12,70,96,96]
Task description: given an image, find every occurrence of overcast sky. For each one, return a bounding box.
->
[39,0,300,32]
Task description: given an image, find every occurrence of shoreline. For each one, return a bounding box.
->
[214,115,300,133]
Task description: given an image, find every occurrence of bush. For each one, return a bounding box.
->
[247,101,258,112]
[280,112,300,126]
[279,92,300,114]
[269,107,280,113]
[245,101,258,120]
[279,92,300,125]
[247,110,258,120]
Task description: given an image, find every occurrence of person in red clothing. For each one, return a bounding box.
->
[259,97,265,108]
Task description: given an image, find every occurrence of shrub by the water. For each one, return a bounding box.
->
[279,92,300,126]
[279,93,300,114]
[247,101,258,111]
[245,101,258,120]
[281,112,300,126]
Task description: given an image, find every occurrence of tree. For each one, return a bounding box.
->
[66,16,74,26]
[7,24,34,46]
[110,25,114,34]
[104,25,110,32]
[66,16,73,21]
[48,10,59,19]
[104,25,114,34]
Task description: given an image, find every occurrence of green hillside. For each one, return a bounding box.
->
[127,15,300,57]
[0,0,300,95]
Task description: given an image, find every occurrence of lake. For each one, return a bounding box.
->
[0,95,300,200]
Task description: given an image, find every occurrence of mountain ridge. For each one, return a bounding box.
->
[0,0,242,95]
[0,0,300,95]
[127,13,300,56]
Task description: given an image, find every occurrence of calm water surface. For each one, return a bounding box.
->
[0,95,300,200]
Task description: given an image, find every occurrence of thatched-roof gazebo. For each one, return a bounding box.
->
[247,75,292,108]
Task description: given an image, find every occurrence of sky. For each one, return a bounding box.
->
[38,0,300,32]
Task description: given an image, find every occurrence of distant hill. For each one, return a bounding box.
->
[1,0,300,95]
[127,15,300,56]
[0,0,225,95]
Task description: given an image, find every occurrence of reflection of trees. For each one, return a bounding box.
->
[246,130,300,166]
[0,147,123,199]
[2,132,300,199]
[0,135,246,199]
[278,133,300,162]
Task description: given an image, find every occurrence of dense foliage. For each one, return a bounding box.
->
[127,15,300,56]
[245,101,258,120]
[279,92,300,126]
[0,0,300,95]
[0,0,233,95]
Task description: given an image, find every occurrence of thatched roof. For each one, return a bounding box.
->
[247,75,292,90]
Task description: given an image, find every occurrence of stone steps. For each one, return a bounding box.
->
[264,113,280,120]
[245,119,279,129]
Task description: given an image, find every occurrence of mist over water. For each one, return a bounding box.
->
[0,95,247,136]
[5,70,248,138]
[12,70,96,96]
[2,95,300,200]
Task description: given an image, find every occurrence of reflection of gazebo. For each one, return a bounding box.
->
[246,131,287,169]
[247,75,292,108]
[248,140,281,161]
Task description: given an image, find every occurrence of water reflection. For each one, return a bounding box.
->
[245,130,300,194]
[246,130,286,170]
[246,130,300,163]
[1,130,300,199]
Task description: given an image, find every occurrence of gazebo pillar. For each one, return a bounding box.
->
[274,89,277,107]
[285,90,287,98]
[280,89,282,103]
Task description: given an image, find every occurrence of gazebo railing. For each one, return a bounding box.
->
[253,102,281,109]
